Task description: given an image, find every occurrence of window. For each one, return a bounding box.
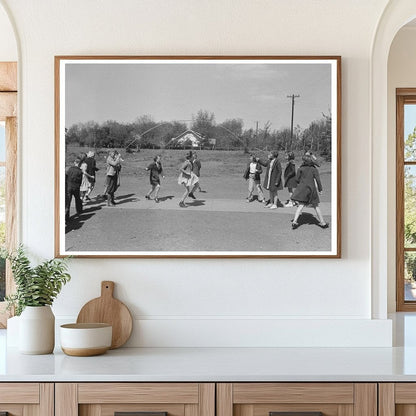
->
[396,89,416,310]
[0,62,17,326]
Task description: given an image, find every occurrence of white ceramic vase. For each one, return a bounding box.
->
[19,306,55,354]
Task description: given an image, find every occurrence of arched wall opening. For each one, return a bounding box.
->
[387,19,416,313]
[371,0,416,319]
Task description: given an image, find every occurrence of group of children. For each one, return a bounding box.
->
[66,148,328,230]
[65,149,123,223]
[244,151,329,229]
[145,151,202,207]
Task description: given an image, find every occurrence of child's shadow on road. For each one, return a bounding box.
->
[158,195,175,202]
[65,211,98,233]
[186,200,206,207]
[297,213,321,227]
[115,193,136,204]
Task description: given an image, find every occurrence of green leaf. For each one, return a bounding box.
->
[5,245,71,315]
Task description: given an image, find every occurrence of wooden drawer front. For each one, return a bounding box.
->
[0,405,31,416]
[78,383,200,404]
[218,384,376,416]
[57,383,215,416]
[80,403,185,416]
[233,384,354,404]
[0,383,39,404]
[395,383,416,404]
[0,383,53,416]
[379,383,416,416]
[236,403,345,416]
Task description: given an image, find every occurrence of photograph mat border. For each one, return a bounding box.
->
[55,56,341,258]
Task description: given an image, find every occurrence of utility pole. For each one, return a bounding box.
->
[287,94,300,151]
[255,121,259,138]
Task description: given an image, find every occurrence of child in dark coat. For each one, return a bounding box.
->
[290,153,329,229]
[258,151,283,209]
[65,157,83,223]
[283,152,297,207]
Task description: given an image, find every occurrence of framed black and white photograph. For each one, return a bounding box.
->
[55,56,341,258]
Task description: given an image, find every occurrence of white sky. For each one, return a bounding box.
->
[405,104,416,140]
[65,61,332,131]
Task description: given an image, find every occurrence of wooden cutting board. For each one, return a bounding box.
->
[76,281,133,349]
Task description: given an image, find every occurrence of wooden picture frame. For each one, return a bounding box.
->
[55,56,341,258]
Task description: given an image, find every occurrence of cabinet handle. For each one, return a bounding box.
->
[270,413,323,416]
[115,412,168,416]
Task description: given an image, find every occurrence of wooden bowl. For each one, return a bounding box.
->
[60,323,112,356]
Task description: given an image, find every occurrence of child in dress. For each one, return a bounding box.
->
[178,151,199,207]
[78,153,95,203]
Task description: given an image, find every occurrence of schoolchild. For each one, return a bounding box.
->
[283,151,297,207]
[145,155,164,203]
[243,154,265,203]
[290,153,329,229]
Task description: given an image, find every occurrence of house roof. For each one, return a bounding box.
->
[172,129,203,141]
[167,129,204,147]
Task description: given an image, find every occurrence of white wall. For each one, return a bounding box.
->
[387,26,416,312]
[0,0,394,347]
[0,3,16,62]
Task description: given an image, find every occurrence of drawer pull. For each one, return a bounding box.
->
[115,413,168,416]
[270,413,323,416]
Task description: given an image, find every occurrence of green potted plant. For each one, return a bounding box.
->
[3,246,71,354]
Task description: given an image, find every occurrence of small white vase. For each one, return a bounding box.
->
[19,306,55,354]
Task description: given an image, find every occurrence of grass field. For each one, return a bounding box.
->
[64,146,333,253]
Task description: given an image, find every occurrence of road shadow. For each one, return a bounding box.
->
[117,193,135,199]
[186,200,206,207]
[65,206,102,233]
[297,212,327,228]
[115,193,137,205]
[158,195,175,202]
